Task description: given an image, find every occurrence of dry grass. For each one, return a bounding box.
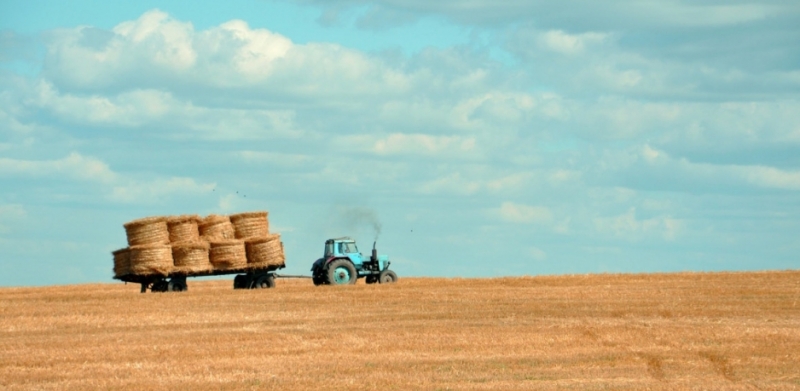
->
[1,271,798,390]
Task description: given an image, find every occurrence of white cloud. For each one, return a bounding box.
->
[238,151,311,167]
[496,202,553,224]
[298,1,785,29]
[418,172,480,195]
[528,246,547,261]
[638,145,800,191]
[593,207,681,241]
[0,152,117,183]
[0,152,215,204]
[539,30,608,55]
[110,177,215,203]
[340,133,478,158]
[0,204,26,234]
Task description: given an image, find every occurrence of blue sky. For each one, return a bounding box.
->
[1,0,799,286]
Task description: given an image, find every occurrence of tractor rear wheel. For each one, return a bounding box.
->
[379,270,398,284]
[327,259,357,285]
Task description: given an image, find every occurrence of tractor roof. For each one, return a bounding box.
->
[327,237,354,243]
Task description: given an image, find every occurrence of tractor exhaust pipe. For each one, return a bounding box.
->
[371,241,378,263]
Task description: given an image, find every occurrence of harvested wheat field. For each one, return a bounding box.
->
[1,271,799,390]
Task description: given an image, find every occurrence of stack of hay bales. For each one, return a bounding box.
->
[229,211,285,269]
[112,210,285,278]
[119,216,173,277]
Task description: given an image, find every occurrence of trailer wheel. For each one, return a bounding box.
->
[379,270,398,284]
[168,280,187,292]
[312,275,326,286]
[233,275,247,289]
[152,279,168,292]
[327,259,357,285]
[254,275,275,289]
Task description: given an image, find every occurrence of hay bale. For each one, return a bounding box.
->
[129,244,173,276]
[124,216,169,246]
[209,240,247,270]
[245,234,285,268]
[167,215,200,243]
[172,241,211,274]
[112,247,131,277]
[230,211,269,239]
[199,214,235,241]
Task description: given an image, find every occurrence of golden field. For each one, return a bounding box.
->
[1,271,799,390]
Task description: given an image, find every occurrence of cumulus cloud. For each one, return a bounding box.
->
[593,208,681,241]
[296,1,788,30]
[0,204,26,234]
[595,145,800,193]
[538,30,608,55]
[0,152,214,204]
[495,202,553,224]
[0,153,117,183]
[41,9,409,100]
[111,177,216,204]
[418,172,481,195]
[1,6,798,283]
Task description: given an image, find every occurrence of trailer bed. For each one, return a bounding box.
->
[114,263,286,292]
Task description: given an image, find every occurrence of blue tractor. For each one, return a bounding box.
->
[311,237,397,285]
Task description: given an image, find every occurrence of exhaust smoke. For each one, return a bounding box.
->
[337,206,382,242]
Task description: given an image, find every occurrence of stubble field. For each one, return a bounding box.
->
[1,271,799,390]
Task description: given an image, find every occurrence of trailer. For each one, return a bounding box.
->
[115,263,285,293]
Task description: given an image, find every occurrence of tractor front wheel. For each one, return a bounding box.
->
[379,270,398,284]
[327,259,357,285]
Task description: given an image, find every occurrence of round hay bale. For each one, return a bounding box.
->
[167,215,200,243]
[172,241,211,274]
[245,234,285,268]
[209,239,247,270]
[230,211,269,239]
[124,216,169,246]
[112,247,131,277]
[129,244,173,276]
[199,214,235,241]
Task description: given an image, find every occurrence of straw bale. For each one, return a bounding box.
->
[123,216,169,246]
[172,241,211,274]
[167,215,201,243]
[230,211,270,239]
[209,240,247,270]
[245,234,285,268]
[129,244,173,276]
[112,248,131,277]
[199,214,235,241]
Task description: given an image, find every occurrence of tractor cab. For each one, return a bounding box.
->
[324,239,359,258]
[311,237,396,286]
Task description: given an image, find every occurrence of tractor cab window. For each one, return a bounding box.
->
[341,242,358,254]
[325,242,334,257]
